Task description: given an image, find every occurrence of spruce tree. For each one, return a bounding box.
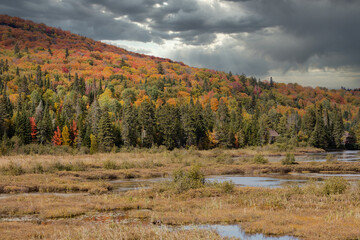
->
[121,100,138,147]
[215,100,232,148]
[37,104,52,144]
[181,102,196,147]
[156,103,181,150]
[203,103,214,131]
[333,108,344,148]
[193,100,207,148]
[310,106,327,149]
[87,99,102,136]
[98,111,115,152]
[15,108,31,145]
[138,101,156,148]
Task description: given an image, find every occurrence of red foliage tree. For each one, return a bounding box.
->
[29,117,37,143]
[52,126,62,146]
[71,120,78,145]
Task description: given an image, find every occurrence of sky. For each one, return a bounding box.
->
[1,0,360,89]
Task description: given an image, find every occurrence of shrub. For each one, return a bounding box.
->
[172,166,205,193]
[322,177,349,195]
[252,154,268,164]
[281,153,297,165]
[215,180,235,193]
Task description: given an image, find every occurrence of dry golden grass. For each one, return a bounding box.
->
[0,174,111,194]
[0,221,221,240]
[1,148,360,240]
[0,181,359,239]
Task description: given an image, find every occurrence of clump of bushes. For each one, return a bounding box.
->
[172,166,205,193]
[1,161,24,175]
[322,177,349,195]
[281,153,297,165]
[252,154,268,164]
[213,180,235,193]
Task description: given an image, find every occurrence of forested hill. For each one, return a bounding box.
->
[0,14,359,154]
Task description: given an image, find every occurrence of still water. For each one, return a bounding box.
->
[182,224,298,240]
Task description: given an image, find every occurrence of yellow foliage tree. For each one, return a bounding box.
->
[62,125,70,146]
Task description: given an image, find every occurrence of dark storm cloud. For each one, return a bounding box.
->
[1,0,360,86]
[0,0,154,41]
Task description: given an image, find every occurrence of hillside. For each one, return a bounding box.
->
[0,14,359,153]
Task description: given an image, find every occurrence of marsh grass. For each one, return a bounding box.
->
[252,154,269,164]
[0,175,360,239]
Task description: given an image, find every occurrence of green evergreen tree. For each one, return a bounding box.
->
[203,103,214,131]
[121,100,138,147]
[138,101,156,148]
[87,99,102,136]
[215,100,232,148]
[37,107,53,144]
[65,48,69,58]
[181,102,196,147]
[98,111,115,152]
[15,108,31,145]
[333,108,344,148]
[193,100,207,148]
[156,103,181,150]
[310,106,328,149]
[258,113,271,145]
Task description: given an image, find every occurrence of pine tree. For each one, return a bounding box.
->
[37,105,53,144]
[15,108,31,145]
[156,103,181,150]
[214,100,232,148]
[310,106,327,149]
[121,100,138,147]
[181,103,196,147]
[138,101,156,148]
[98,111,114,152]
[304,106,316,136]
[333,108,344,148]
[193,100,207,148]
[87,99,102,136]
[204,103,214,131]
[82,125,91,148]
[65,48,69,58]
[258,113,271,145]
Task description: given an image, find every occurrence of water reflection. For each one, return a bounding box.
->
[207,176,305,188]
[183,224,298,240]
[297,150,360,162]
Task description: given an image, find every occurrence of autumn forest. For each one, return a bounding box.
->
[0,15,360,155]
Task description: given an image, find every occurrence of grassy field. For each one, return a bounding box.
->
[0,147,360,239]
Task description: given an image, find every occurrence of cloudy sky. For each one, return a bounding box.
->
[1,0,360,89]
